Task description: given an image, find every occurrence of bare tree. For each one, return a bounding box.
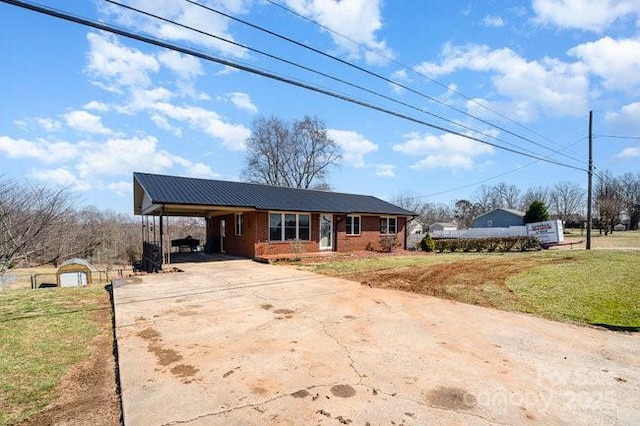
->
[0,178,74,275]
[473,182,521,213]
[550,181,584,224]
[494,182,521,210]
[473,185,495,214]
[242,115,342,189]
[594,172,624,235]
[520,186,551,211]
[618,172,640,230]
[454,199,479,228]
[390,192,424,233]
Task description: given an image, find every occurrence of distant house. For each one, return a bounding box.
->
[133,172,416,262]
[472,208,525,228]
[429,222,458,232]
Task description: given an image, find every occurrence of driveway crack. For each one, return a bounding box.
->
[316,318,364,385]
[159,393,291,425]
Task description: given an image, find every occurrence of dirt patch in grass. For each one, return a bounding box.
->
[18,304,119,426]
[346,256,573,309]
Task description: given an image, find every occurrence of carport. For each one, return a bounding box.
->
[134,173,255,271]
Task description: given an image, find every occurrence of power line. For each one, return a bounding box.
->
[104,0,543,157]
[399,136,588,201]
[262,0,578,162]
[186,0,585,166]
[106,0,567,160]
[1,0,586,173]
[595,134,640,140]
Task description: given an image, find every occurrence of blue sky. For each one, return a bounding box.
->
[1,0,639,214]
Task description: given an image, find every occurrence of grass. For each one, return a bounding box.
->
[0,286,109,426]
[298,249,640,328]
[507,251,639,326]
[564,229,640,248]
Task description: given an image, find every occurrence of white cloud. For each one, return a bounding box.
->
[86,32,160,90]
[285,0,394,65]
[84,101,109,112]
[13,117,62,132]
[157,50,203,80]
[393,131,494,170]
[36,118,62,132]
[226,92,258,113]
[188,163,219,178]
[414,43,589,120]
[375,164,395,177]
[150,114,183,136]
[482,15,505,27]
[30,168,90,191]
[65,110,112,135]
[99,1,248,58]
[569,37,640,91]
[107,181,131,196]
[614,147,640,158]
[0,136,78,163]
[153,103,251,151]
[605,102,640,133]
[77,136,175,178]
[532,0,640,32]
[327,129,377,167]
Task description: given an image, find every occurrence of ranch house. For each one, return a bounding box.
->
[133,172,415,264]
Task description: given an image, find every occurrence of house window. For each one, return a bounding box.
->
[346,215,361,235]
[269,212,311,241]
[380,216,397,234]
[235,213,243,236]
[487,220,493,227]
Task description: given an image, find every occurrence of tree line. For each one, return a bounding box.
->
[394,172,640,233]
[0,177,206,276]
[1,113,637,275]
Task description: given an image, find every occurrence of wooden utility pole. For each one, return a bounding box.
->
[586,111,593,250]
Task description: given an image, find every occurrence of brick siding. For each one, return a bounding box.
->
[208,211,407,258]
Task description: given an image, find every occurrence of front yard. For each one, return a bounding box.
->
[296,250,640,328]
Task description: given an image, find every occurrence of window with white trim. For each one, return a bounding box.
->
[380,216,397,234]
[235,213,243,236]
[346,215,361,235]
[269,212,311,241]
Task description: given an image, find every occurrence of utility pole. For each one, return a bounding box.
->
[586,111,593,250]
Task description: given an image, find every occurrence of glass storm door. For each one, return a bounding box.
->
[220,219,226,253]
[319,213,333,250]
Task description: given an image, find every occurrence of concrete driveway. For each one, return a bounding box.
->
[113,259,639,425]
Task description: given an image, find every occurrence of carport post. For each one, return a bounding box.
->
[159,209,164,267]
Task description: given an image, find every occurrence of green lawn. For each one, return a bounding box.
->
[507,250,639,326]
[297,250,640,328]
[0,287,108,426]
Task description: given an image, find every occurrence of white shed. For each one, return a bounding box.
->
[56,259,94,288]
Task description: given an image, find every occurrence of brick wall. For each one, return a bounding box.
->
[208,211,407,258]
[334,215,407,252]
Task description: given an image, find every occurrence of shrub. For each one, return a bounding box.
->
[431,236,541,253]
[420,233,436,252]
[379,235,399,252]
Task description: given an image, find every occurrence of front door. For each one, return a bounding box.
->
[220,219,226,253]
[319,213,333,250]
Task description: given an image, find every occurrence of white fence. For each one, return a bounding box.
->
[408,226,528,247]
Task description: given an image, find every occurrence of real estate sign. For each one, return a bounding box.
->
[526,219,564,246]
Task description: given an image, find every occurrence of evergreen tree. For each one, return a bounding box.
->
[524,200,550,224]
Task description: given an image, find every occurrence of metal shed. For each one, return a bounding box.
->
[56,258,94,287]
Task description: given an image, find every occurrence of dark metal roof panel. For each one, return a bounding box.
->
[133,172,415,215]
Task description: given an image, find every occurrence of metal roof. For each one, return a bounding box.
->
[133,172,416,216]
